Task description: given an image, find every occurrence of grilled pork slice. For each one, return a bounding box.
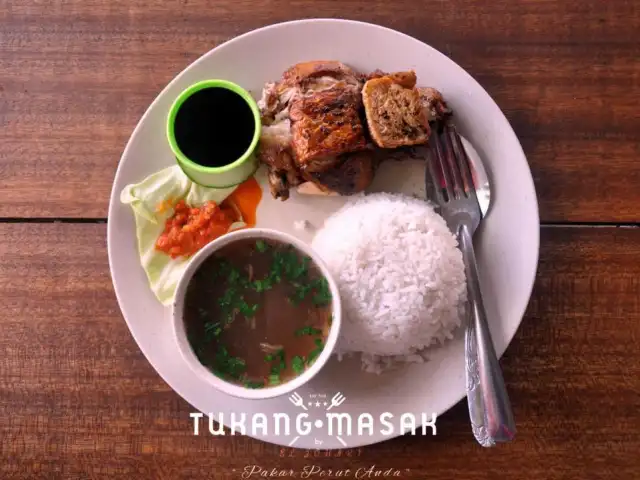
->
[302,151,376,195]
[362,71,430,148]
[280,60,363,95]
[289,88,368,171]
[257,60,368,200]
[259,60,363,126]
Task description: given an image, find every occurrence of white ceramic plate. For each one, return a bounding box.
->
[107,19,539,449]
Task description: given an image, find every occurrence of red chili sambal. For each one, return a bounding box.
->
[155,200,240,259]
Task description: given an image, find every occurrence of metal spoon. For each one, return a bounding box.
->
[458,136,490,218]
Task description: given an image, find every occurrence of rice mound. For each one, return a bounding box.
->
[311,192,467,373]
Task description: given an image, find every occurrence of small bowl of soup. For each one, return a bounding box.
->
[171,228,342,399]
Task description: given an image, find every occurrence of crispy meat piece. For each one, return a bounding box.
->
[306,151,375,195]
[362,71,430,148]
[257,62,449,201]
[365,70,416,87]
[289,88,367,170]
[259,120,304,201]
[367,71,450,124]
[258,60,368,200]
[258,120,295,171]
[280,60,362,93]
[259,60,364,127]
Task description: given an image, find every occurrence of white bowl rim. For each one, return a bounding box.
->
[171,227,343,400]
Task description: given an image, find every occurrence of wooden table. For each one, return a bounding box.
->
[2,1,639,478]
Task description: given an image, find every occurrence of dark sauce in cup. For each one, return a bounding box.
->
[174,87,256,168]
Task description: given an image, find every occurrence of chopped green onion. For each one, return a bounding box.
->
[228,269,241,283]
[255,240,268,252]
[307,349,321,365]
[307,339,324,366]
[292,356,305,374]
[312,277,332,306]
[295,326,323,337]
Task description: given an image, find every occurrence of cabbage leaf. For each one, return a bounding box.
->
[120,166,243,306]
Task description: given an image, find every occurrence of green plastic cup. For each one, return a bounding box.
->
[166,79,262,188]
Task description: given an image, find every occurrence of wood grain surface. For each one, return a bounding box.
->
[2,0,640,478]
[2,0,640,222]
[1,224,639,479]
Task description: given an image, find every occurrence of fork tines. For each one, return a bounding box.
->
[428,120,476,203]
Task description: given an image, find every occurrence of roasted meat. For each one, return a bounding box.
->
[260,121,304,200]
[362,71,431,148]
[305,151,375,195]
[289,88,367,170]
[258,120,294,170]
[259,60,363,126]
[280,60,363,95]
[366,71,449,124]
[257,60,369,200]
[256,61,451,201]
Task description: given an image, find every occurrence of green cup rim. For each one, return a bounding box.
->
[166,79,262,174]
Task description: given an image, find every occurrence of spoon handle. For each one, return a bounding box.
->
[459,224,516,446]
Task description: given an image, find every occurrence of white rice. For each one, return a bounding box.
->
[311,192,467,373]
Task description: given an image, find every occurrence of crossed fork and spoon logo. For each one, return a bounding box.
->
[289,391,346,411]
[287,391,348,447]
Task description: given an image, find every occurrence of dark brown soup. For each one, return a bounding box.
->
[174,87,256,168]
[183,238,332,389]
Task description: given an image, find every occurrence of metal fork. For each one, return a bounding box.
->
[427,121,516,447]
